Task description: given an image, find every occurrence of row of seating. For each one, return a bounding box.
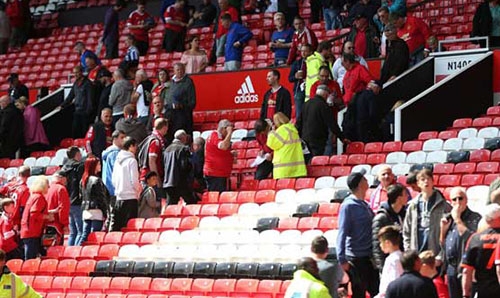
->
[24,275,291,297]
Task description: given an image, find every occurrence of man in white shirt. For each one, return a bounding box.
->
[132,69,154,125]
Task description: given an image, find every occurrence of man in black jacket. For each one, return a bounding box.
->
[61,146,84,246]
[0,95,23,158]
[385,250,439,298]
[379,24,409,85]
[347,13,380,59]
[372,183,407,272]
[296,85,346,158]
[84,108,113,159]
[260,69,292,120]
[163,129,196,205]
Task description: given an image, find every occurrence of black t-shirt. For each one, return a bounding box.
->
[462,227,500,297]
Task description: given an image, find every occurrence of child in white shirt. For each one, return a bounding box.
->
[375,225,404,298]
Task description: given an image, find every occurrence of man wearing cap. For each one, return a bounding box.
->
[336,169,379,298]
[296,83,345,158]
[204,119,234,192]
[84,108,113,159]
[46,170,70,243]
[260,69,292,121]
[347,13,380,59]
[7,73,28,102]
[379,23,409,85]
[462,204,500,298]
[0,95,23,159]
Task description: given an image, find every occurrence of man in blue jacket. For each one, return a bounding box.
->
[221,13,253,71]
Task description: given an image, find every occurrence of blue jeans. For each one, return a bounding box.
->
[68,205,83,246]
[323,8,341,30]
[22,238,41,260]
[294,92,305,119]
[81,219,104,244]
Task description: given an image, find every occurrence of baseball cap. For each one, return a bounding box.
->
[347,168,367,191]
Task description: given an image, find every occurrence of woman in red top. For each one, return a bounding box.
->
[0,199,21,260]
[151,69,171,111]
[254,119,273,180]
[20,176,53,260]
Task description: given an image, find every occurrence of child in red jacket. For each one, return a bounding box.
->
[419,250,450,298]
[0,198,21,260]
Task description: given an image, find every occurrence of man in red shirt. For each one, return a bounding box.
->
[342,52,381,142]
[0,199,21,260]
[127,0,153,56]
[203,119,234,192]
[287,15,318,65]
[310,66,343,109]
[139,118,169,188]
[390,12,431,66]
[347,14,380,59]
[215,0,239,58]
[260,69,292,120]
[253,119,273,180]
[163,0,188,53]
[0,165,30,225]
[45,171,70,244]
[85,108,113,159]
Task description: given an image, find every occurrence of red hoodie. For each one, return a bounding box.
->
[0,212,19,253]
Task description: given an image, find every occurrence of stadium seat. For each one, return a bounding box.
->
[477,127,499,138]
[469,149,491,162]
[276,217,299,231]
[212,278,237,296]
[103,231,124,244]
[364,142,383,153]
[73,259,96,276]
[330,166,351,177]
[218,203,239,216]
[423,139,444,151]
[96,244,119,260]
[199,204,220,216]
[237,191,256,203]
[219,191,238,203]
[169,278,193,295]
[461,174,484,186]
[151,261,175,278]
[68,276,92,293]
[418,131,438,141]
[443,138,463,151]
[438,175,461,187]
[433,163,455,174]
[458,128,478,139]
[346,142,364,154]
[463,138,485,150]
[310,155,329,165]
[453,118,473,128]
[107,277,132,294]
[192,262,217,278]
[329,155,348,165]
[426,151,447,163]
[382,141,402,152]
[127,277,152,294]
[148,278,173,294]
[18,258,41,275]
[38,259,59,275]
[314,176,335,189]
[182,205,202,216]
[235,263,259,278]
[366,153,386,165]
[142,218,164,232]
[240,180,259,190]
[160,218,181,231]
[258,179,277,190]
[32,275,53,293]
[295,178,315,190]
[476,161,499,173]
[406,151,427,164]
[255,190,275,204]
[171,262,195,278]
[179,216,200,230]
[402,140,422,152]
[276,178,296,190]
[51,276,73,293]
[188,278,215,296]
[163,205,183,217]
[438,130,458,140]
[6,259,22,274]
[232,278,259,296]
[201,191,219,203]
[453,162,476,174]
[487,106,500,116]
[297,217,320,231]
[347,154,366,165]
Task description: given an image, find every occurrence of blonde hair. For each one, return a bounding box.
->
[419,250,436,267]
[30,176,49,193]
[273,112,290,128]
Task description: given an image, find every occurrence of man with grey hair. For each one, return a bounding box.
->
[203,119,234,191]
[109,68,133,125]
[296,84,346,158]
[440,187,481,298]
[192,136,206,194]
[165,62,196,142]
[462,203,500,298]
[132,69,154,125]
[163,129,196,205]
[269,12,293,66]
[0,95,23,158]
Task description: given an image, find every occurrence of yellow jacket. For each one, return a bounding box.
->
[267,123,307,179]
[284,269,332,298]
[0,266,41,298]
[305,52,327,101]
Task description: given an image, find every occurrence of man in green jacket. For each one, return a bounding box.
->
[285,257,332,298]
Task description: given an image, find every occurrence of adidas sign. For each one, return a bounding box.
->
[234,76,259,104]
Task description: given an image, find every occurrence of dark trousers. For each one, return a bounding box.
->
[163,29,186,53]
[355,90,379,143]
[309,142,326,157]
[166,108,193,143]
[110,199,138,231]
[6,247,22,261]
[447,265,462,298]
[205,176,228,192]
[22,238,41,260]
[310,0,322,23]
[136,40,149,56]
[72,111,90,139]
[166,186,197,205]
[286,6,298,27]
[104,38,119,59]
[255,160,273,180]
[346,256,379,298]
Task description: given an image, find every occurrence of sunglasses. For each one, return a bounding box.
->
[451,197,464,202]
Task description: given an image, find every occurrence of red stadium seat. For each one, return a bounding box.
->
[330,166,351,177]
[128,277,152,294]
[366,153,386,165]
[46,246,65,259]
[220,110,235,121]
[231,278,259,296]
[9,159,23,167]
[438,130,458,140]
[170,278,193,295]
[6,259,23,274]
[310,155,330,166]
[60,246,82,260]
[364,142,383,153]
[308,166,331,177]
[122,218,145,232]
[346,142,364,154]
[295,178,315,190]
[276,217,299,231]
[485,174,500,185]
[38,259,59,275]
[329,155,348,165]
[382,141,402,152]
[316,203,340,216]
[476,161,499,173]
[51,276,73,292]
[438,175,461,187]
[276,178,296,190]
[200,204,220,216]
[212,279,236,296]
[68,276,92,293]
[149,278,173,294]
[56,259,78,276]
[461,174,484,186]
[472,117,492,128]
[487,106,500,116]
[219,191,238,203]
[77,245,99,261]
[232,141,248,149]
[84,231,106,245]
[318,217,338,230]
[418,131,438,141]
[141,218,164,232]
[469,149,491,162]
[107,277,131,294]
[297,217,320,231]
[179,216,200,231]
[160,218,182,230]
[32,276,54,293]
[493,117,500,126]
[433,163,455,174]
[237,191,256,203]
[96,244,119,260]
[121,232,142,245]
[60,138,74,148]
[453,162,476,174]
[453,118,473,128]
[103,231,123,244]
[218,203,239,216]
[347,154,366,165]
[492,149,500,162]
[256,280,282,298]
[402,140,423,152]
[86,276,112,294]
[182,205,201,216]
[255,190,275,203]
[0,158,10,168]
[240,180,259,190]
[258,179,277,190]
[201,191,219,204]
[139,232,160,245]
[188,278,214,296]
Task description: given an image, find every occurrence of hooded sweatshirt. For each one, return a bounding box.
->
[108,79,133,116]
[112,150,141,201]
[115,117,148,144]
